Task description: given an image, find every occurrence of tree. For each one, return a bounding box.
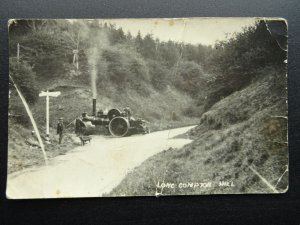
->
[103,45,149,94]
[159,41,180,67]
[9,58,39,105]
[209,20,286,91]
[135,31,143,53]
[110,27,126,44]
[140,34,156,59]
[203,20,287,111]
[148,60,169,91]
[174,61,206,97]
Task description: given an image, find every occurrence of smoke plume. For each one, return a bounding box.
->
[83,21,109,99]
[88,47,99,99]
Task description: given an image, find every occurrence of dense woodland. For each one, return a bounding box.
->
[9,19,286,120]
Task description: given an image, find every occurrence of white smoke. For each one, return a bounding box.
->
[88,47,99,98]
[86,26,109,99]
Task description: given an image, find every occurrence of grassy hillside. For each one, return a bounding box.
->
[109,69,287,196]
[8,75,198,174]
[7,122,80,174]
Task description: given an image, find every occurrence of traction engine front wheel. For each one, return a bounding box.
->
[108,117,130,137]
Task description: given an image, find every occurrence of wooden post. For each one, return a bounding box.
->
[76,33,79,70]
[73,49,79,70]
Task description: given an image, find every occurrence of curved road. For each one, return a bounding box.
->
[6,126,195,199]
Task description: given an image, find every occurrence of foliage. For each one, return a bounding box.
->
[8,19,286,120]
[209,21,286,88]
[203,20,287,111]
[9,57,39,104]
[148,60,169,91]
[174,61,206,97]
[158,41,181,67]
[9,20,214,99]
[102,45,149,88]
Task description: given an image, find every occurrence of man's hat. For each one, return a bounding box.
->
[59,117,63,120]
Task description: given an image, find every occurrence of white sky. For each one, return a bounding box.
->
[97,18,257,46]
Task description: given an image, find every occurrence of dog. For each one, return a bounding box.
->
[79,135,91,146]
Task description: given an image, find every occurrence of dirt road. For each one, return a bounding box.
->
[6,126,195,198]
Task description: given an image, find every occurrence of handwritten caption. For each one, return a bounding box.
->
[156,181,235,189]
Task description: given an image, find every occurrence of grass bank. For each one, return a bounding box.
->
[109,70,288,196]
[7,121,80,174]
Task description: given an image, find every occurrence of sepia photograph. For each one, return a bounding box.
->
[6,18,288,198]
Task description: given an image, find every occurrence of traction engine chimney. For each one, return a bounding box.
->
[92,98,96,116]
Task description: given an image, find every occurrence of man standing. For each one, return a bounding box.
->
[124,107,131,120]
[57,117,64,144]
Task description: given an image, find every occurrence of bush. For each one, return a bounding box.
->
[10,28,74,79]
[9,57,39,105]
[148,60,169,91]
[174,61,206,97]
[103,46,150,95]
[183,105,204,117]
[203,20,287,111]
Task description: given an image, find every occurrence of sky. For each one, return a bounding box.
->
[96,18,257,46]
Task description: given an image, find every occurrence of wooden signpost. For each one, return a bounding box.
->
[39,90,61,137]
